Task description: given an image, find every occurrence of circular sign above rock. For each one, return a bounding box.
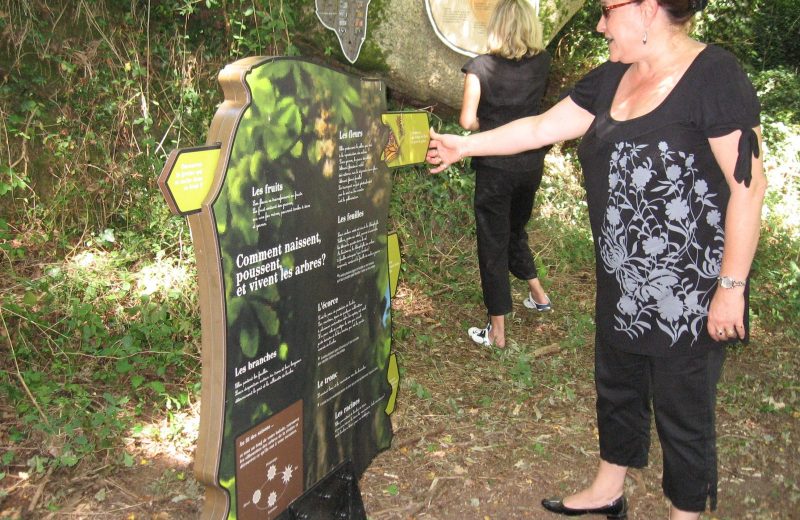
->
[425,0,541,57]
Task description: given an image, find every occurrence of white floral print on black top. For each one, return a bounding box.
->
[599,140,724,346]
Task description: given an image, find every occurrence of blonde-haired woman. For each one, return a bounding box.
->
[459,0,552,349]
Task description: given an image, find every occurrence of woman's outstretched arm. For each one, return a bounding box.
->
[427,95,594,173]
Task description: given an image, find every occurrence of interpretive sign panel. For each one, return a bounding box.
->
[159,57,403,519]
[425,0,541,56]
[316,0,370,63]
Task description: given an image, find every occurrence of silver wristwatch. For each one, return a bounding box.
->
[717,276,746,289]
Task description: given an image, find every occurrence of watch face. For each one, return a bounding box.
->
[719,276,743,288]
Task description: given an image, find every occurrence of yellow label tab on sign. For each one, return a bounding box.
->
[381,111,430,168]
[385,353,400,415]
[388,232,401,298]
[158,145,221,215]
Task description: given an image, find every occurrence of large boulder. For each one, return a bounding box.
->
[367,0,587,111]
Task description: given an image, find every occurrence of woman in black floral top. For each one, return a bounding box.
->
[427,1,766,518]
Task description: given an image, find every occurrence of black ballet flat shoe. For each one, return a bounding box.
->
[541,495,627,518]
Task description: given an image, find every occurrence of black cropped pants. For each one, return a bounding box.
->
[595,335,726,512]
[473,163,544,316]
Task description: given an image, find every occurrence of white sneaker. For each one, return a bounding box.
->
[523,292,551,312]
[468,323,493,347]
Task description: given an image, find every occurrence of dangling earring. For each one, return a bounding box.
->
[642,31,648,45]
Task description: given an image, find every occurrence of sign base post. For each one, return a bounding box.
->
[277,462,367,520]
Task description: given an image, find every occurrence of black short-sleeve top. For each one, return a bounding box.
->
[462,52,551,171]
[569,44,760,356]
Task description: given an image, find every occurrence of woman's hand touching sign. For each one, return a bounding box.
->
[426,128,465,173]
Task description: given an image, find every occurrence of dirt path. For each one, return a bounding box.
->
[2,288,798,519]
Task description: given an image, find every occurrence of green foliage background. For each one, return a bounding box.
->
[0,0,797,508]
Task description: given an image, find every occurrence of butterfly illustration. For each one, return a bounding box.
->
[383,128,400,163]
